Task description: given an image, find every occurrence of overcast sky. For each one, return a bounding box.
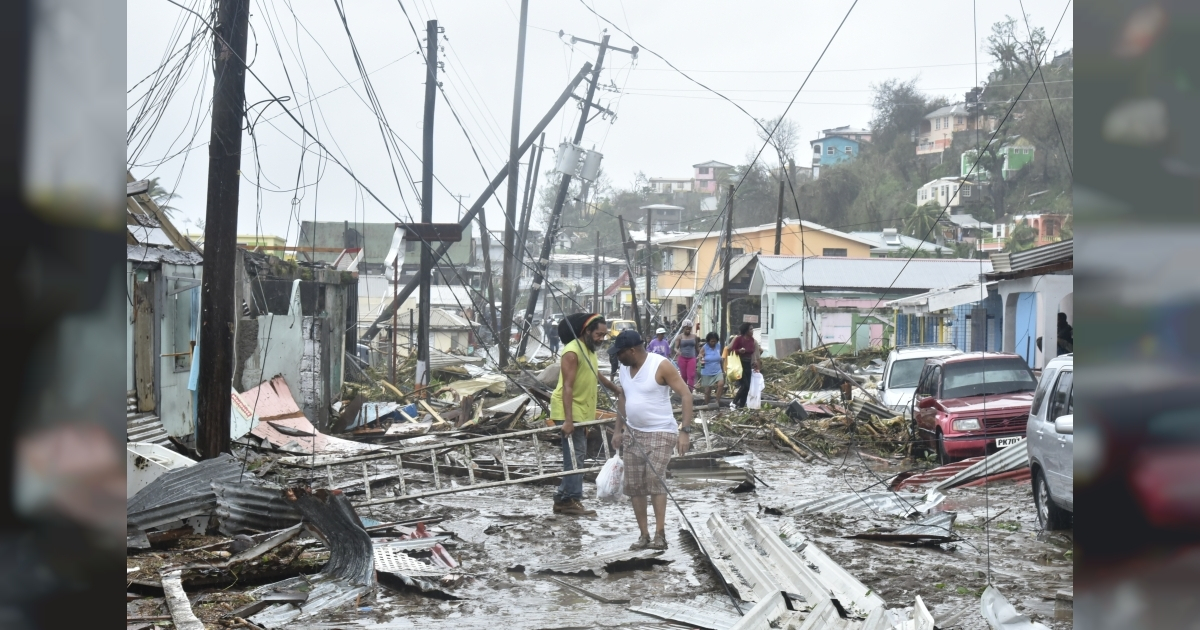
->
[127,0,1072,243]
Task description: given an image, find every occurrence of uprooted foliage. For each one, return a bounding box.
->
[703,404,911,460]
[759,347,889,397]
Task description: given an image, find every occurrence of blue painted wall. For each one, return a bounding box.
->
[810,136,861,166]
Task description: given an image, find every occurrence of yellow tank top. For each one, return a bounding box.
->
[550,338,599,422]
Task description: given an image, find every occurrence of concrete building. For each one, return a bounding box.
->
[984,240,1073,369]
[916,103,995,156]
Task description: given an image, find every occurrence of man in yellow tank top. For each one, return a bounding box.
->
[550,314,622,516]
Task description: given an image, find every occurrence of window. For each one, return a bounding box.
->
[170,287,197,372]
[1048,371,1073,421]
[822,248,848,257]
[889,358,929,389]
[827,146,835,155]
[962,185,971,198]
[942,117,949,128]
[1030,367,1059,416]
[814,144,822,154]
[699,167,710,175]
[729,247,744,256]
[942,357,1037,398]
[559,264,569,277]
[844,146,853,155]
[934,118,941,130]
[581,264,592,277]
[609,264,620,276]
[956,116,965,126]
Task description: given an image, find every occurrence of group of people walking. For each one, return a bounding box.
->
[545,312,759,551]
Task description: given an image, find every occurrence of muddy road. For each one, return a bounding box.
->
[268,436,1073,629]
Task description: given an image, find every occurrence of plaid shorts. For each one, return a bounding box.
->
[623,428,676,497]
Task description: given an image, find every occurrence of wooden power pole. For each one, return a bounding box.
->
[197,0,251,459]
[593,231,600,314]
[417,19,438,390]
[720,184,733,343]
[644,205,653,333]
[499,0,530,367]
[774,177,785,256]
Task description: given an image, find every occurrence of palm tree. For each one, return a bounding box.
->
[1004,222,1038,253]
[146,177,181,217]
[903,201,942,240]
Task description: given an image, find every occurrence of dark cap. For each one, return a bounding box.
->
[608,329,643,356]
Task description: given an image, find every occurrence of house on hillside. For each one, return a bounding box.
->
[693,160,733,194]
[750,256,991,357]
[961,136,1036,181]
[648,177,692,194]
[941,214,993,247]
[652,219,876,324]
[809,129,864,179]
[916,103,996,156]
[916,177,980,210]
[978,212,1068,253]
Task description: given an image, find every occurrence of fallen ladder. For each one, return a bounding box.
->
[276,419,617,508]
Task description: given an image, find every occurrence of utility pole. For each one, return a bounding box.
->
[453,194,467,220]
[518,34,617,355]
[593,231,600,314]
[720,184,733,343]
[774,177,784,256]
[514,135,545,304]
[644,205,653,333]
[499,0,530,367]
[197,0,250,459]
[417,19,438,392]
[360,63,592,343]
[617,215,641,331]
[390,253,398,384]
[477,209,497,335]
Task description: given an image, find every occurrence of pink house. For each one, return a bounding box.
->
[692,160,732,195]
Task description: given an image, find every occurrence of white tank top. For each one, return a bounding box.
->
[619,353,678,433]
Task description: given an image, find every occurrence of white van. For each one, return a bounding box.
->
[879,344,961,417]
[1026,353,1073,530]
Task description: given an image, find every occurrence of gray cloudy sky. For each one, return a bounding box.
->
[127,0,1072,242]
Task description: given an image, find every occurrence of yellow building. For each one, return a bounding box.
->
[654,219,875,325]
[187,233,293,259]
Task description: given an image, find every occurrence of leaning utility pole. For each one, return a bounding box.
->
[617,215,641,332]
[499,0,530,367]
[774,177,785,256]
[477,209,497,334]
[514,134,545,298]
[720,184,733,343]
[197,0,250,459]
[517,34,611,355]
[593,231,600,314]
[644,205,653,333]
[360,63,592,343]
[417,19,438,391]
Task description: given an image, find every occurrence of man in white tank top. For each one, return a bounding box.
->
[608,330,694,551]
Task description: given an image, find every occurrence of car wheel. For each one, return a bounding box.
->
[1033,469,1072,530]
[936,430,953,465]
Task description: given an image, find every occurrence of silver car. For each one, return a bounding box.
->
[1026,353,1073,529]
[879,345,961,417]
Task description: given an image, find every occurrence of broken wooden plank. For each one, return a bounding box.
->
[161,569,205,630]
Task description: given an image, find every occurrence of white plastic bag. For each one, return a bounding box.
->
[596,454,625,503]
[747,372,765,409]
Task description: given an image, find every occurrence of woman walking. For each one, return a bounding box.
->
[672,320,699,392]
[729,323,760,409]
[698,332,725,406]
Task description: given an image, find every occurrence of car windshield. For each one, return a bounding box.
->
[614,321,636,331]
[1146,408,1200,444]
[941,358,1037,398]
[888,358,927,389]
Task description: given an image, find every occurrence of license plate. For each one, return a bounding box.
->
[995,436,1022,449]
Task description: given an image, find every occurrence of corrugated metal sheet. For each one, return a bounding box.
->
[127,454,243,531]
[628,599,742,629]
[1005,239,1072,272]
[927,439,1029,501]
[892,457,985,490]
[248,575,370,629]
[212,482,301,535]
[127,413,171,446]
[785,492,939,518]
[729,592,788,630]
[127,244,203,265]
[752,255,992,293]
[706,512,779,602]
[288,488,375,586]
[850,511,957,544]
[668,457,752,483]
[241,376,305,421]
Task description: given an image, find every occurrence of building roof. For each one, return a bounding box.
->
[550,253,624,265]
[698,253,758,294]
[750,255,992,294]
[887,282,997,313]
[127,244,204,265]
[921,176,972,188]
[848,231,941,253]
[652,218,878,248]
[810,135,861,146]
[822,125,871,136]
[925,103,970,119]
[693,160,733,169]
[648,176,692,182]
[986,239,1072,279]
[640,204,685,211]
[943,214,993,229]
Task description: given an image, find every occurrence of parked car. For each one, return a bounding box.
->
[879,344,961,417]
[607,319,638,339]
[1026,354,1073,530]
[912,353,1038,463]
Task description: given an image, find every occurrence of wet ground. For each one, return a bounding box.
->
[250,435,1074,629]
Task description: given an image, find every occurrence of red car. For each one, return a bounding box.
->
[911,353,1039,463]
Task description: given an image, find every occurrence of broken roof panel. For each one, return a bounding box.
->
[212,482,301,536]
[127,453,243,531]
[250,416,380,456]
[785,492,938,518]
[241,376,306,421]
[850,511,957,544]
